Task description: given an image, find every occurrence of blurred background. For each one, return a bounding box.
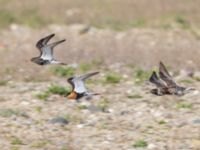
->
[0,0,200,80]
[0,1,199,150]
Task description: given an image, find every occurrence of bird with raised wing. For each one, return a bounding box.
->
[149,62,194,96]
[31,33,66,65]
[67,72,100,101]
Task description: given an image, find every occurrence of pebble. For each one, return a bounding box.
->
[148,143,157,149]
[49,117,69,125]
[87,105,102,112]
[192,119,200,125]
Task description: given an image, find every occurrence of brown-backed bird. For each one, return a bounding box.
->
[149,62,194,96]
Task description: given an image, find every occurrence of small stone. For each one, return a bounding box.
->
[192,119,200,125]
[87,105,102,112]
[49,117,69,125]
[148,143,156,149]
[76,124,85,128]
[192,90,199,95]
[107,109,114,113]
[120,110,129,115]
[20,101,30,105]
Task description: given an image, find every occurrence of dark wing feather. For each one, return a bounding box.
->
[149,71,166,88]
[79,72,99,81]
[36,33,55,50]
[159,61,177,87]
[67,77,75,90]
[49,39,66,48]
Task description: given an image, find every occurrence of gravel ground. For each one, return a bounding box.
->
[0,25,199,150]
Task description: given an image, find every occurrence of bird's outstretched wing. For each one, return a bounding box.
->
[36,33,55,51]
[36,34,66,61]
[41,39,66,60]
[78,72,99,81]
[149,71,166,88]
[159,61,177,87]
[68,72,99,94]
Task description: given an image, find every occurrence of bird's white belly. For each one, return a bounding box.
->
[74,82,86,93]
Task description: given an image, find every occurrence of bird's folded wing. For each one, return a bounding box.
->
[149,71,167,88]
[159,61,177,87]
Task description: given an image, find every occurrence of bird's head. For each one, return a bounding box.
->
[67,77,74,83]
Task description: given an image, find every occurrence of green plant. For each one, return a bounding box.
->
[133,68,152,85]
[158,120,167,125]
[176,102,192,109]
[132,140,148,148]
[19,9,48,28]
[78,105,88,110]
[62,114,71,121]
[105,72,122,84]
[79,63,92,72]
[130,18,146,27]
[50,66,75,77]
[0,80,8,86]
[10,146,19,150]
[0,109,27,118]
[175,15,190,29]
[35,85,70,101]
[34,106,42,113]
[180,79,193,84]
[48,85,70,96]
[11,137,24,145]
[127,94,143,99]
[193,76,200,81]
[0,9,16,29]
[35,91,50,101]
[31,140,49,148]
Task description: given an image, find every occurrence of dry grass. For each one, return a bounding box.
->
[0,0,200,29]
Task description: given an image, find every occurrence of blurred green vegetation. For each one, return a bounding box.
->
[11,137,24,145]
[0,9,49,29]
[0,0,199,31]
[48,84,70,96]
[127,94,143,99]
[35,84,70,101]
[176,102,193,109]
[132,139,148,148]
[133,68,152,85]
[50,66,75,77]
[0,108,27,118]
[31,140,50,148]
[104,72,122,84]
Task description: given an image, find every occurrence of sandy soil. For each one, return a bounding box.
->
[0,25,199,150]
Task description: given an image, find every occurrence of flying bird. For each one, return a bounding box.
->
[149,62,194,96]
[67,72,100,101]
[31,33,66,65]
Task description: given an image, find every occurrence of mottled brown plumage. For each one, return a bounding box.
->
[149,62,194,96]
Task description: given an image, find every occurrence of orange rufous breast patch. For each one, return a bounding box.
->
[67,91,77,100]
